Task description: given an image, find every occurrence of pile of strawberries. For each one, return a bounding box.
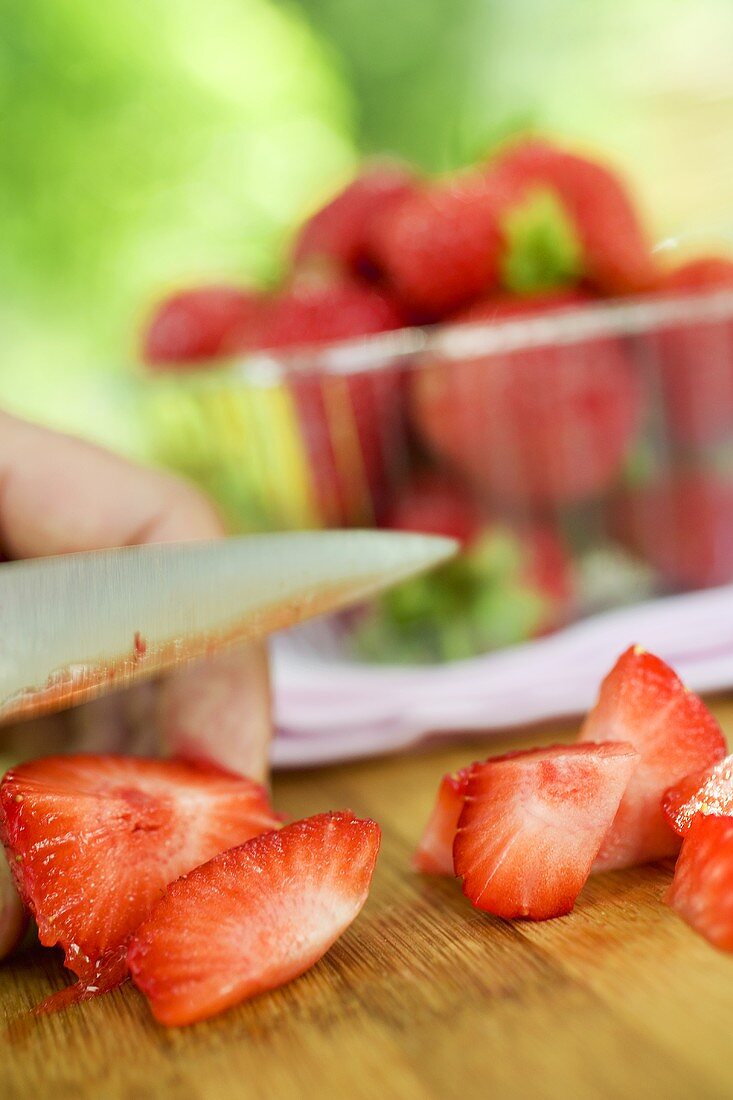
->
[0,645,731,1028]
[143,136,733,658]
[415,645,733,944]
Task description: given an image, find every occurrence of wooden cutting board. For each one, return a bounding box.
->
[2,700,733,1100]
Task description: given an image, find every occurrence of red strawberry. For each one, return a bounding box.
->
[360,472,575,662]
[411,292,642,507]
[293,162,417,280]
[384,472,484,547]
[613,473,733,590]
[143,286,258,366]
[369,175,508,318]
[128,812,380,1027]
[653,257,733,446]
[0,755,280,1006]
[666,813,733,951]
[662,754,733,837]
[453,743,639,920]
[579,646,726,871]
[0,853,27,960]
[229,278,407,526]
[492,138,656,295]
[413,767,471,875]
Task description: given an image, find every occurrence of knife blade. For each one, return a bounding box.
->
[0,530,455,723]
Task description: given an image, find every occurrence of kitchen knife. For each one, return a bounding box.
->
[0,530,455,723]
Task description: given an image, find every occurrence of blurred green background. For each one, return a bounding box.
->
[2,0,733,456]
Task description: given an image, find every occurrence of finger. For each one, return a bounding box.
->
[158,644,272,785]
[0,410,224,557]
[0,412,272,777]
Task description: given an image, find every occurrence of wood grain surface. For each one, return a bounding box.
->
[2,701,733,1100]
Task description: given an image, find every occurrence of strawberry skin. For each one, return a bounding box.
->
[493,138,656,295]
[369,175,508,317]
[0,755,280,1002]
[613,473,733,590]
[293,162,417,280]
[666,814,733,951]
[413,768,471,875]
[128,811,380,1027]
[143,286,258,366]
[662,755,733,837]
[654,257,733,446]
[453,742,639,920]
[384,472,484,548]
[580,646,726,871]
[411,292,641,507]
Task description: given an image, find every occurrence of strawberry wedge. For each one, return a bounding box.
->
[413,768,471,874]
[0,755,280,1007]
[666,814,733,951]
[453,743,639,920]
[662,755,733,837]
[580,646,726,871]
[128,812,380,1027]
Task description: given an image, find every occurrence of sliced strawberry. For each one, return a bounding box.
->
[662,754,733,837]
[413,767,471,874]
[0,755,280,1004]
[453,742,639,920]
[143,285,258,366]
[666,813,733,951]
[411,292,642,507]
[579,646,726,871]
[0,852,27,960]
[293,162,417,280]
[128,811,380,1027]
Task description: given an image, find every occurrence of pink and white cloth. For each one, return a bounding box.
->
[271,584,733,766]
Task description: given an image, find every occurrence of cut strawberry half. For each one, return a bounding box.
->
[453,742,639,920]
[579,646,726,871]
[0,755,280,1006]
[413,767,471,874]
[666,814,733,951]
[662,754,733,837]
[128,811,380,1027]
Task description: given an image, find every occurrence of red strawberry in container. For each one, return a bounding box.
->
[613,471,733,590]
[369,173,509,318]
[292,161,417,282]
[144,285,259,366]
[492,138,657,296]
[411,292,643,509]
[228,275,409,527]
[651,257,733,447]
[353,471,575,663]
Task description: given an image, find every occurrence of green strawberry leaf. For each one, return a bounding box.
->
[500,187,583,295]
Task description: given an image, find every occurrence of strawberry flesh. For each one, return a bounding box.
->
[580,646,726,871]
[413,768,471,874]
[0,755,280,1005]
[128,811,380,1027]
[453,742,639,920]
[662,754,733,837]
[666,814,733,951]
